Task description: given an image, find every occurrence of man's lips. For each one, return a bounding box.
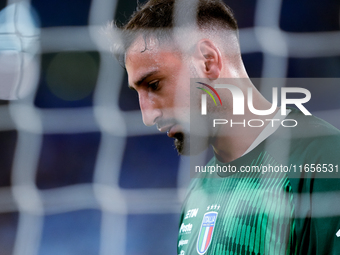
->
[157,124,178,138]
[167,125,177,138]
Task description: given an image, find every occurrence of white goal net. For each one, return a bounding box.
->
[0,0,339,254]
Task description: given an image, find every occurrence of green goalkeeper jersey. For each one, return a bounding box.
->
[178,108,340,255]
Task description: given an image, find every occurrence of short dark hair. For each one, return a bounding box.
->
[113,0,239,65]
[125,0,237,29]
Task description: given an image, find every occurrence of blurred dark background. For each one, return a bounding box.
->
[0,0,339,254]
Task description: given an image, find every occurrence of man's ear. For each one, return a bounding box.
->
[193,39,222,79]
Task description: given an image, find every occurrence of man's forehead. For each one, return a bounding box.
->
[126,35,160,53]
[125,36,162,85]
[125,34,184,62]
[125,35,184,85]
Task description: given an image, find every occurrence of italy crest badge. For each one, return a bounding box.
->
[196,212,218,254]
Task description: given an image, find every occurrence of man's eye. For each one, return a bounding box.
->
[148,81,159,91]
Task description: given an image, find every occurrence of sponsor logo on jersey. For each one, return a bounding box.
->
[185,208,199,219]
[178,250,185,255]
[179,223,193,234]
[178,239,189,247]
[197,212,218,254]
[336,229,340,237]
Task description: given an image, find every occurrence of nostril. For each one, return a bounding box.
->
[141,108,161,127]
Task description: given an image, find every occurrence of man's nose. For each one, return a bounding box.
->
[139,93,162,126]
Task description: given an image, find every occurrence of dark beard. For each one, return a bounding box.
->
[174,132,190,155]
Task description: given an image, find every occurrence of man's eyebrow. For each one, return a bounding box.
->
[129,70,159,90]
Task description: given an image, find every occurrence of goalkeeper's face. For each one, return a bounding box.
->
[125,36,206,155]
